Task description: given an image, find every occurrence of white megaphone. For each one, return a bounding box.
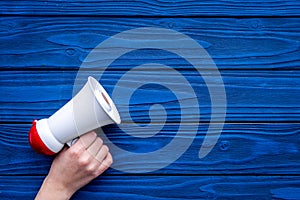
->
[29,76,121,155]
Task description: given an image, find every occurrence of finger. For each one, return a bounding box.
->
[87,137,103,158]
[74,131,97,150]
[95,144,109,163]
[97,152,113,173]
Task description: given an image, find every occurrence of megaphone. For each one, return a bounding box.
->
[28,76,121,155]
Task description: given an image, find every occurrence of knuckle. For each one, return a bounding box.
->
[102,145,109,153]
[86,165,96,174]
[87,163,101,177]
[69,147,81,159]
[78,157,90,166]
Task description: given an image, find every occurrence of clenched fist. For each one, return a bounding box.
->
[35,132,113,200]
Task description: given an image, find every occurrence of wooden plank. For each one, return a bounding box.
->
[1,0,300,16]
[1,70,300,123]
[0,17,299,70]
[1,175,300,199]
[1,123,300,175]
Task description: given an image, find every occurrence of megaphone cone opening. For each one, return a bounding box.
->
[101,92,110,109]
[88,76,121,124]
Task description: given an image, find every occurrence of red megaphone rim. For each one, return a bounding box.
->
[28,120,56,155]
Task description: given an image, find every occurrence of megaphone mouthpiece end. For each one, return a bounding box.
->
[28,120,56,156]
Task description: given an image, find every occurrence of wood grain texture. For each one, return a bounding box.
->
[1,0,300,16]
[1,0,300,198]
[1,70,300,123]
[1,123,300,175]
[1,175,300,200]
[0,17,299,70]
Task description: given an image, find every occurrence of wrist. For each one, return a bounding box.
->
[35,175,74,200]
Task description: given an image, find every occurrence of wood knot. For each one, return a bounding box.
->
[250,19,263,30]
[219,140,230,151]
[65,48,76,56]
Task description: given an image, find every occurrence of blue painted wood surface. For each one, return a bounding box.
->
[1,70,300,122]
[0,0,300,199]
[0,17,299,70]
[1,0,300,16]
[1,123,300,175]
[1,176,300,200]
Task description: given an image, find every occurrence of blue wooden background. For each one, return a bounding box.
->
[1,1,300,199]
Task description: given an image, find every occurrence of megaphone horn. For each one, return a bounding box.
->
[28,76,121,155]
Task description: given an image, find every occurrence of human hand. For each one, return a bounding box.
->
[35,131,113,200]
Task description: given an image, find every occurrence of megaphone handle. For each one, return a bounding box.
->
[66,137,78,147]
